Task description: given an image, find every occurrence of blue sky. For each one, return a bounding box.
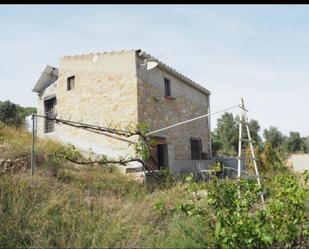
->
[0,5,308,136]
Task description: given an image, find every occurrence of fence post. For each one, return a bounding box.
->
[31,114,35,181]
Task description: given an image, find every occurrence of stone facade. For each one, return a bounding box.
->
[36,51,139,158]
[136,54,210,163]
[34,49,210,170]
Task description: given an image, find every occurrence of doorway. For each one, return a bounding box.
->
[149,136,169,170]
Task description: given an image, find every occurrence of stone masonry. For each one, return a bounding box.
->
[33,49,211,172]
[136,52,210,160]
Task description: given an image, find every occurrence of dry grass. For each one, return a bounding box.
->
[0,125,211,248]
[5,126,308,248]
[0,125,32,159]
[0,124,63,160]
[0,166,204,248]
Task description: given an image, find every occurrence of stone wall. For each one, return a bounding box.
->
[136,55,210,161]
[36,50,211,167]
[36,51,139,158]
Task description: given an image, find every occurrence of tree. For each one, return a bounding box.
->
[212,113,238,156]
[263,126,285,150]
[0,100,36,127]
[301,137,308,153]
[0,100,20,126]
[286,131,303,153]
[212,112,261,156]
[245,117,261,144]
[17,106,36,120]
[211,131,223,156]
[303,136,309,153]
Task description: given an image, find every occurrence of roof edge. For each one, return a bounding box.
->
[61,49,137,60]
[137,50,211,96]
[32,65,58,93]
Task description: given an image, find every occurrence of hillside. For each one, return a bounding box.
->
[0,125,308,249]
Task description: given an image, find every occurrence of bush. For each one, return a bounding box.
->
[146,167,175,192]
[0,100,36,127]
[177,173,309,249]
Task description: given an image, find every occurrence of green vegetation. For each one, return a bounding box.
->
[211,112,261,157]
[183,172,309,248]
[212,112,309,157]
[264,127,308,154]
[0,100,36,127]
[0,110,308,248]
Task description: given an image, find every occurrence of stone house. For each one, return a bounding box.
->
[32,49,211,173]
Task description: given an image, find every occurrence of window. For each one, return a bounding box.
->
[190,138,202,160]
[164,77,171,96]
[67,76,75,91]
[44,97,56,133]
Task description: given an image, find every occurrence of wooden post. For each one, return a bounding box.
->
[239,98,265,205]
[244,113,265,204]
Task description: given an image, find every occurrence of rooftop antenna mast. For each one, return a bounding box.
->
[237,98,265,204]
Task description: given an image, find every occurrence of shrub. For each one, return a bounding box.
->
[0,100,36,127]
[177,173,309,249]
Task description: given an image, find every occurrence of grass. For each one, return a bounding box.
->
[0,171,207,248]
[0,123,63,160]
[0,124,308,248]
[0,124,213,248]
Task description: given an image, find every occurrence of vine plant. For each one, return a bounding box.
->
[40,115,159,178]
[176,170,309,248]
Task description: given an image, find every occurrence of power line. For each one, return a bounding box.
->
[146,104,242,136]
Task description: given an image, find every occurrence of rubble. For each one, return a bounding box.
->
[0,156,31,173]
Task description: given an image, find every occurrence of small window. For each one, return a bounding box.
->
[67,76,75,91]
[164,77,171,97]
[190,138,202,160]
